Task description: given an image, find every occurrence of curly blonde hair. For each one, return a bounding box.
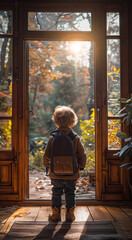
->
[52,105,78,128]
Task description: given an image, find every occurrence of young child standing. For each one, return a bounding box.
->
[43,105,86,222]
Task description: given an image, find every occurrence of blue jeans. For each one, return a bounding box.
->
[51,179,76,209]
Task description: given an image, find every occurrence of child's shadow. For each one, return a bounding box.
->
[34,221,72,240]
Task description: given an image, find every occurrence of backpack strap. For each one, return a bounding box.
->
[50,131,59,137]
[68,131,77,140]
[50,130,77,140]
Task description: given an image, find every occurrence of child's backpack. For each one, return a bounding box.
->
[50,130,78,176]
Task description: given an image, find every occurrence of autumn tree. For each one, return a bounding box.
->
[29,40,92,138]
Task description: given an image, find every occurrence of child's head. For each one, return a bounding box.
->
[52,105,78,128]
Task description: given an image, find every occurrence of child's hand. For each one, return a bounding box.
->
[46,167,50,176]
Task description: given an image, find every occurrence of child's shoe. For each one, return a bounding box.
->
[49,207,61,222]
[66,207,75,222]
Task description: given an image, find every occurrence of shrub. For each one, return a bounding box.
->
[80,108,95,171]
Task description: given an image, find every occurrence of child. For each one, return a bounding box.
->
[43,105,86,222]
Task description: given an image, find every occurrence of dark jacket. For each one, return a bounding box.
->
[43,127,86,179]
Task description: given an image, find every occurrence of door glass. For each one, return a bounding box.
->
[0,11,13,35]
[107,12,120,36]
[0,38,12,117]
[107,39,120,116]
[28,12,92,31]
[28,40,95,200]
[107,12,121,150]
[108,119,121,150]
[0,120,12,150]
[0,11,13,151]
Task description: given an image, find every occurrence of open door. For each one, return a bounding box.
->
[0,10,18,200]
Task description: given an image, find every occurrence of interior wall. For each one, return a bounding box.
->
[128,2,132,185]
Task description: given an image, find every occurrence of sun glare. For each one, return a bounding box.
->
[70,41,82,54]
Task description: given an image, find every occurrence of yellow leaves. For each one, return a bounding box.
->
[108,119,121,149]
[108,72,113,76]
[108,67,120,80]
[0,119,12,150]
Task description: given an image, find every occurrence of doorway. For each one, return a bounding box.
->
[26,40,96,200]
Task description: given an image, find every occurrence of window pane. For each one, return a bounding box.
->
[107,39,120,116]
[107,12,120,36]
[0,38,12,116]
[0,11,13,35]
[108,119,121,150]
[0,120,12,150]
[28,12,92,31]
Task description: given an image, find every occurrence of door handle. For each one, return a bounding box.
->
[29,110,34,118]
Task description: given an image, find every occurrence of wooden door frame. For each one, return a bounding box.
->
[21,1,130,202]
[0,1,130,203]
[21,3,101,202]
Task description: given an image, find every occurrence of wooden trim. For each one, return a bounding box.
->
[16,199,132,206]
[128,0,132,186]
[0,151,13,160]
[0,194,18,200]
[17,5,25,201]
[94,4,105,200]
[0,116,12,119]
[106,36,120,39]
[0,200,131,206]
[23,41,29,199]
[102,193,124,200]
[21,2,98,12]
[105,150,120,160]
[0,3,14,10]
[104,4,122,11]
[120,3,129,200]
[24,32,95,41]
[0,34,13,38]
[129,4,132,94]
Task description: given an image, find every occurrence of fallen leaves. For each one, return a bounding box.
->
[29,170,95,196]
[33,174,52,191]
[76,177,91,193]
[35,186,45,191]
